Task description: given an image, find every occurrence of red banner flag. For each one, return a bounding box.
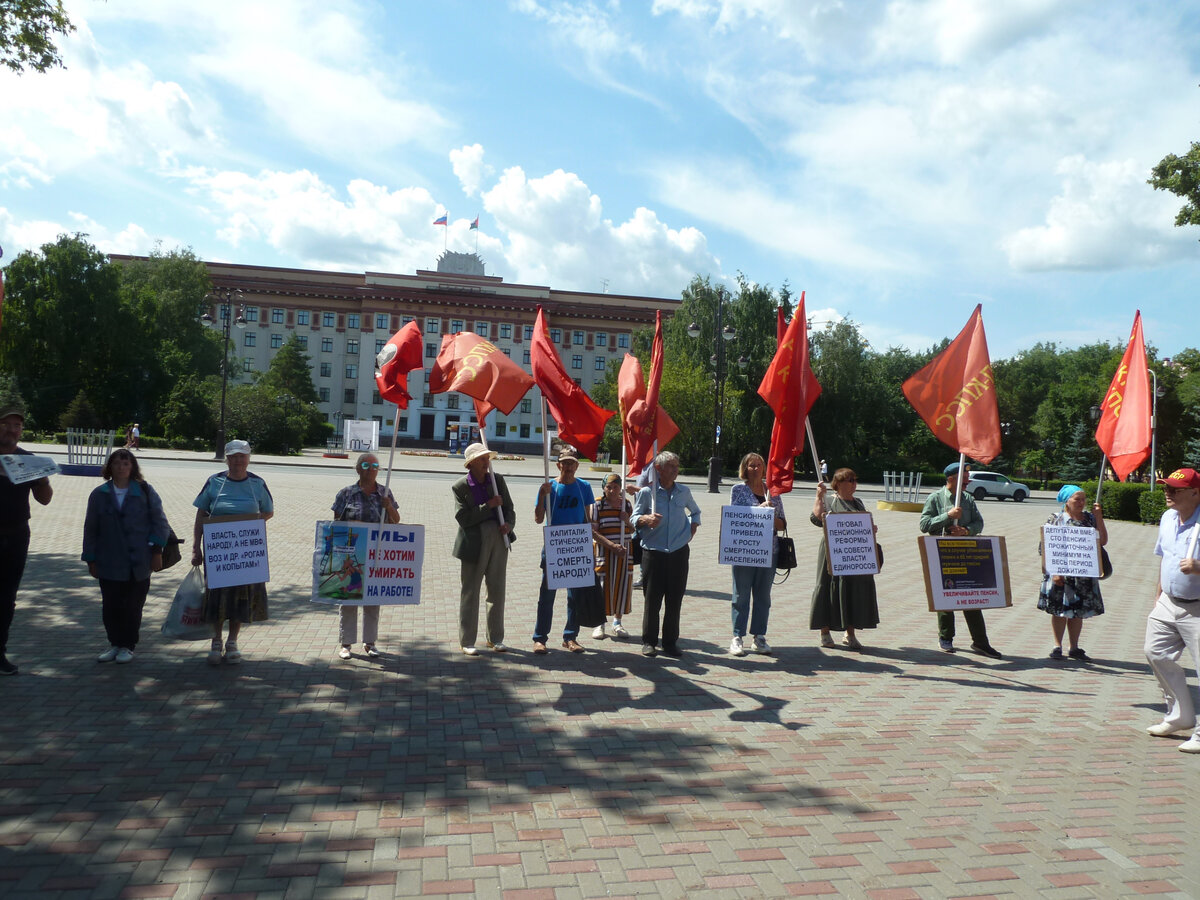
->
[430,331,534,420]
[901,304,1001,465]
[530,307,615,460]
[1095,311,1151,482]
[758,292,822,494]
[374,320,424,408]
[618,352,679,477]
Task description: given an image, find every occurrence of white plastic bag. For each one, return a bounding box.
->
[161,566,210,640]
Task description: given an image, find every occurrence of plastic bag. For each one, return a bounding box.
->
[161,566,210,640]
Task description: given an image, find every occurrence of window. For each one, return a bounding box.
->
[398,416,408,431]
[270,333,283,349]
[272,308,285,324]
[596,332,607,347]
[347,314,360,329]
[422,393,433,407]
[499,323,513,339]
[244,307,259,323]
[574,378,582,387]
[523,348,531,365]
[523,325,534,340]
[594,356,606,371]
[375,339,386,354]
[447,395,459,410]
[573,330,584,345]
[617,334,630,348]
[450,319,464,334]
[521,399,532,414]
[297,310,310,326]
[401,315,414,326]
[319,387,330,402]
[372,390,381,405]
[495,423,507,437]
[474,321,489,337]
[297,336,308,350]
[323,312,335,328]
[347,340,359,355]
[502,347,511,357]
[571,355,583,370]
[243,358,253,373]
[344,388,356,404]
[376,314,389,329]
[321,338,333,352]
[550,328,562,343]
[519,424,531,439]
[425,317,441,334]
[218,304,230,322]
[425,342,437,358]
[243,332,256,347]
[320,363,332,377]
[345,364,358,379]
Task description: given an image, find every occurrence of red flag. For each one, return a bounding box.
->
[758,292,822,494]
[776,306,785,344]
[618,353,679,477]
[430,331,534,420]
[901,304,1001,464]
[374,320,423,408]
[530,307,615,460]
[1095,311,1151,481]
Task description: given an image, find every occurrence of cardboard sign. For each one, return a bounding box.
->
[824,512,879,576]
[1042,524,1102,578]
[543,523,596,589]
[1,454,60,484]
[344,419,380,452]
[202,516,270,589]
[718,505,775,567]
[918,535,1012,611]
[312,521,424,605]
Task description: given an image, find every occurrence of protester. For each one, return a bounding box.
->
[592,473,633,640]
[82,449,170,664]
[633,451,701,657]
[191,440,274,665]
[1144,467,1200,753]
[809,467,878,651]
[453,443,515,656]
[331,453,399,660]
[729,452,785,656]
[920,461,1002,658]
[0,401,53,675]
[1039,485,1106,661]
[533,448,595,654]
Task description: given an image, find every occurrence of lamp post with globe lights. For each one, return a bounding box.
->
[200,288,247,460]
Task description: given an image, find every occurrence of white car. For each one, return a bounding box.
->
[967,471,1030,502]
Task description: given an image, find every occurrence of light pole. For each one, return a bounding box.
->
[688,288,738,493]
[201,288,246,460]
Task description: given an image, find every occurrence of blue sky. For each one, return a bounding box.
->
[3,0,1200,358]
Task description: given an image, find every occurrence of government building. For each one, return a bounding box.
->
[133,252,679,453]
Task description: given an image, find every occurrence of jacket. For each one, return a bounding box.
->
[81,480,170,581]
[451,472,516,562]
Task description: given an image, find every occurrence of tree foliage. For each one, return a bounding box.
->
[0,0,74,74]
[1149,141,1200,231]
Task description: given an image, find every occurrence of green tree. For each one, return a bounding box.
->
[1059,420,1099,482]
[0,0,73,73]
[1149,141,1200,231]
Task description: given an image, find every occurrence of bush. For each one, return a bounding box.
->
[1078,479,1149,522]
[1139,489,1167,525]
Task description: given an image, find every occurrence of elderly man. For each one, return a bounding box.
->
[533,448,595,654]
[0,401,54,675]
[920,461,1002,658]
[634,451,701,658]
[452,443,515,657]
[1144,467,1200,753]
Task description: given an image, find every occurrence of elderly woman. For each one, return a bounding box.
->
[810,467,879,651]
[728,453,786,656]
[191,440,274,665]
[592,472,634,640]
[1040,484,1107,661]
[332,452,399,660]
[82,449,170,664]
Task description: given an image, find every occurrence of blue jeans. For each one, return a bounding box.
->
[533,566,578,643]
[731,565,772,639]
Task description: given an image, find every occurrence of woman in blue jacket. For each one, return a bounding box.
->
[82,448,170,664]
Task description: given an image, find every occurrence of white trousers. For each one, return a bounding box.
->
[1144,592,1200,734]
[339,604,380,646]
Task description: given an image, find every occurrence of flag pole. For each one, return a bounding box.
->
[372,405,404,562]
[619,444,627,549]
[1095,455,1108,504]
[953,451,967,509]
[804,417,823,485]
[478,422,510,549]
[541,398,554,525]
[650,439,659,514]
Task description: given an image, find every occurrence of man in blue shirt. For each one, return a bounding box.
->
[533,448,595,654]
[633,451,701,657]
[1144,467,1200,753]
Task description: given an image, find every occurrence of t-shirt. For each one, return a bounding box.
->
[0,447,38,534]
[543,479,594,526]
[193,472,274,517]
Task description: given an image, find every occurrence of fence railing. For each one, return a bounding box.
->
[882,471,923,504]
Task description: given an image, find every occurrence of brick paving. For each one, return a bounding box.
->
[1,447,1198,898]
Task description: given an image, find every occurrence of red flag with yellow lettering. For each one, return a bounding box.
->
[430,331,534,421]
[901,304,1001,464]
[1095,311,1151,482]
[530,307,615,460]
[758,292,822,494]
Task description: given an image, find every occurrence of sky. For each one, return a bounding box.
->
[3,0,1200,359]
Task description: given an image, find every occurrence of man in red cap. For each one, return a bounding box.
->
[1144,467,1200,753]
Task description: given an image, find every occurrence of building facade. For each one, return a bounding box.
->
[140,252,679,453]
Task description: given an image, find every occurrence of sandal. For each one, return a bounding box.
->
[207,639,223,666]
[820,632,836,649]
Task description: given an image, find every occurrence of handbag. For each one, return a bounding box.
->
[161,566,210,641]
[631,532,643,565]
[161,528,184,570]
[1100,547,1113,579]
[573,577,608,628]
[875,542,884,572]
[775,532,797,571]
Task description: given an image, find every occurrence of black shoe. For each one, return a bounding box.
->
[971,643,1002,659]
[661,644,682,657]
[640,643,658,657]
[0,657,17,676]
[1049,647,1064,660]
[1068,647,1091,662]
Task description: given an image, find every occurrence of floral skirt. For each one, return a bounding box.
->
[202,582,269,625]
[1037,575,1103,619]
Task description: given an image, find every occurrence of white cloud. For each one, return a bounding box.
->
[0,208,163,258]
[875,0,1072,66]
[450,144,494,197]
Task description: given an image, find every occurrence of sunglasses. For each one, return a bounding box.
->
[359,462,380,470]
[1163,486,1195,495]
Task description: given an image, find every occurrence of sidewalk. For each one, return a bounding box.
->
[0,457,1195,898]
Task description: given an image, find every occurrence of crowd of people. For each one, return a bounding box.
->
[0,403,1198,753]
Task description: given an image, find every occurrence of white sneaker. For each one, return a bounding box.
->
[223,641,241,664]
[462,646,479,656]
[207,640,223,666]
[592,625,605,640]
[97,646,119,663]
[612,621,629,638]
[490,642,507,653]
[1179,736,1200,753]
[1147,720,1194,737]
[729,636,746,657]
[115,648,134,664]
[751,636,772,655]
[338,646,352,660]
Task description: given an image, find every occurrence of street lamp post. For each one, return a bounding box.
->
[688,288,737,493]
[201,288,246,460]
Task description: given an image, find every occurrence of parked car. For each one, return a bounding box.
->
[967,471,1029,502]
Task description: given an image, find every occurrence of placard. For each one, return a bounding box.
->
[918,535,1012,611]
[343,419,380,452]
[202,516,270,589]
[312,521,424,605]
[718,505,775,567]
[1042,524,1101,578]
[543,523,596,589]
[1,454,60,484]
[824,512,879,576]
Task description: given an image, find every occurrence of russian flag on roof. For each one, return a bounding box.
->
[433,214,448,226]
